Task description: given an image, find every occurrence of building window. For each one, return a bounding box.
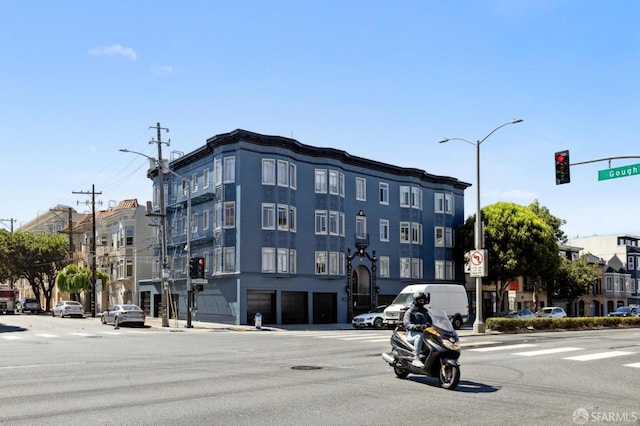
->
[278,248,288,273]
[400,186,410,207]
[379,219,389,242]
[277,160,289,187]
[339,213,345,236]
[411,258,422,279]
[329,252,339,275]
[125,226,134,246]
[329,211,339,235]
[315,169,327,193]
[329,170,339,195]
[289,163,297,189]
[202,251,210,273]
[628,256,635,271]
[356,177,366,201]
[289,249,297,274]
[379,182,389,205]
[435,193,444,213]
[445,228,453,247]
[435,260,445,280]
[223,156,235,183]
[379,256,390,277]
[214,159,222,186]
[126,260,133,277]
[400,222,410,243]
[223,247,235,273]
[411,187,422,209]
[261,248,275,273]
[315,210,327,234]
[277,204,289,230]
[445,193,453,214]
[192,173,198,192]
[203,168,210,189]
[262,159,275,185]
[224,202,235,228]
[214,202,222,229]
[446,261,454,280]
[214,248,222,274]
[192,213,198,233]
[400,258,411,278]
[435,227,444,247]
[339,173,345,197]
[289,207,297,232]
[339,252,345,275]
[202,210,210,230]
[262,204,275,229]
[411,223,421,244]
[356,215,366,239]
[315,251,327,274]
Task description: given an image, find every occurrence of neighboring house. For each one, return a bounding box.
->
[15,205,85,308]
[71,199,154,314]
[569,234,640,314]
[141,129,471,326]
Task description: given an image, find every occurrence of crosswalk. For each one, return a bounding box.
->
[1,329,149,341]
[274,330,640,369]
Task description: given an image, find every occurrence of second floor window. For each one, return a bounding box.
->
[379,182,389,205]
[224,202,235,228]
[315,210,327,234]
[315,169,327,193]
[277,160,289,187]
[262,159,275,184]
[356,177,366,201]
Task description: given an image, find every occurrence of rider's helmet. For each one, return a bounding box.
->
[414,291,428,307]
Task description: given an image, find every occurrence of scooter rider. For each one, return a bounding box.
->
[403,291,432,368]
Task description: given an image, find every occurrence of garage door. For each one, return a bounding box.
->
[247,290,276,325]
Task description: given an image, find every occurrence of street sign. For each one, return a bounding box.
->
[468,249,488,278]
[191,278,207,284]
[598,163,640,181]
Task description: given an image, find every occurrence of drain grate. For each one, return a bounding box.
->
[291,365,323,370]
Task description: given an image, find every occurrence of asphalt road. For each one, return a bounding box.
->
[1,314,639,425]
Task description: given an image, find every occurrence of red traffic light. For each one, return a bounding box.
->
[555,153,565,163]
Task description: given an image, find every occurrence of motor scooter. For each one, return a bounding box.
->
[381,308,461,389]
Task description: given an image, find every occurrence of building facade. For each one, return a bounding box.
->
[140,129,470,325]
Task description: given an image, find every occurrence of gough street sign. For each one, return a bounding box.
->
[598,163,640,181]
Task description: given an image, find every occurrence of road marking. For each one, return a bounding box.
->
[1,335,23,340]
[563,351,635,361]
[514,347,583,356]
[35,334,58,338]
[470,343,537,352]
[459,340,499,347]
[68,332,95,337]
[624,362,640,368]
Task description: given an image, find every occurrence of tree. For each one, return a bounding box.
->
[554,255,600,314]
[527,200,567,244]
[459,202,559,313]
[56,265,109,305]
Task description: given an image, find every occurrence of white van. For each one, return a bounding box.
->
[383,284,469,329]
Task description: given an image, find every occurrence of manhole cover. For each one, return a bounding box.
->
[291,365,323,370]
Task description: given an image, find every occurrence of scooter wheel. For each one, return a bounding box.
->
[439,364,460,390]
[393,365,409,379]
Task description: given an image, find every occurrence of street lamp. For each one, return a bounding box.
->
[439,119,523,334]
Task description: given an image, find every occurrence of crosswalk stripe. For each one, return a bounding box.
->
[624,362,640,368]
[563,351,634,361]
[470,343,537,352]
[514,347,583,356]
[68,332,95,337]
[2,335,22,340]
[35,334,58,338]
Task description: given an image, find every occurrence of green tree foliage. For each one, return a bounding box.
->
[56,265,109,302]
[1,231,70,311]
[527,200,568,244]
[459,202,559,312]
[554,255,600,305]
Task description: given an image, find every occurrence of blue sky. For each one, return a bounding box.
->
[2,1,639,240]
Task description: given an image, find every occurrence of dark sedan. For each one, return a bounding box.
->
[608,306,639,317]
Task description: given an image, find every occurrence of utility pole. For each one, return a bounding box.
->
[50,207,76,258]
[0,218,16,233]
[150,122,170,327]
[74,185,102,317]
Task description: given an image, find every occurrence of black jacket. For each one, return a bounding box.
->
[402,303,431,331]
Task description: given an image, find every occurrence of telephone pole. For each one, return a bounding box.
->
[0,218,16,233]
[150,122,170,327]
[74,185,102,317]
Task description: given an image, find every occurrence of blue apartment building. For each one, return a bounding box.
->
[139,129,470,326]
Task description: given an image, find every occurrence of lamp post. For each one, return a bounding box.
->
[439,119,523,334]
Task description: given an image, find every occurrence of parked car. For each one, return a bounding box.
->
[52,301,84,318]
[17,298,41,313]
[504,309,535,319]
[607,306,640,317]
[535,307,567,318]
[101,304,146,327]
[352,305,387,329]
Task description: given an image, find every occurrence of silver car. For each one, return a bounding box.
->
[52,301,85,318]
[535,307,567,318]
[101,304,146,327]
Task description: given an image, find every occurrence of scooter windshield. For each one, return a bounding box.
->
[428,309,456,333]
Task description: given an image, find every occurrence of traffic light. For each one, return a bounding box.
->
[189,258,198,279]
[197,257,205,279]
[555,150,570,185]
